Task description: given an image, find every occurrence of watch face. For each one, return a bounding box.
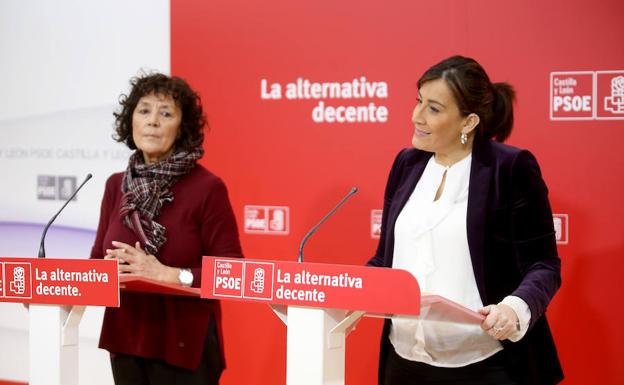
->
[179,269,193,286]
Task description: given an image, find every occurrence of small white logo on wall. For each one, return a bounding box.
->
[552,214,569,245]
[550,71,624,120]
[244,205,290,235]
[596,71,624,119]
[57,176,77,200]
[550,72,593,120]
[371,209,383,239]
[37,175,78,201]
[37,175,57,200]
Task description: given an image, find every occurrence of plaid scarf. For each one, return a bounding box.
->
[119,147,204,255]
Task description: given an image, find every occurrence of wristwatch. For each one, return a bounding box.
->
[178,268,194,287]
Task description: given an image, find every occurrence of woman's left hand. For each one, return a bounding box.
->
[105,241,177,283]
[479,303,519,341]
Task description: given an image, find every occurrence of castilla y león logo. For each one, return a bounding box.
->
[550,70,624,120]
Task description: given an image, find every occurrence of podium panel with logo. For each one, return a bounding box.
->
[0,257,119,385]
[201,256,484,385]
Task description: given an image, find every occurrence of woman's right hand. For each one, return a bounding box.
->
[105,241,179,284]
[479,303,519,341]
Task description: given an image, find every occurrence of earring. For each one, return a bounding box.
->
[460,132,468,145]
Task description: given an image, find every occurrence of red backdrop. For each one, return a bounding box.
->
[171,1,624,384]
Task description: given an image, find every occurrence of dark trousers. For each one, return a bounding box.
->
[383,346,517,385]
[110,317,222,385]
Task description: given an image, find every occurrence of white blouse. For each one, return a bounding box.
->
[390,154,529,367]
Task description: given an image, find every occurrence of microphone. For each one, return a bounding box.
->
[297,187,358,263]
[38,174,93,258]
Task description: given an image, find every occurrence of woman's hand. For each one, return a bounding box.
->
[479,303,519,341]
[105,241,178,284]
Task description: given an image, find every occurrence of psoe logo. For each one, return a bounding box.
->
[596,71,624,119]
[243,205,290,235]
[371,209,383,239]
[4,263,32,299]
[243,262,274,300]
[213,259,244,298]
[550,72,594,120]
[550,70,624,121]
[37,175,78,201]
[552,214,569,245]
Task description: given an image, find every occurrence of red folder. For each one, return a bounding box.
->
[420,294,485,324]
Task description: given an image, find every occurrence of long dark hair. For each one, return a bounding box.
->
[418,55,515,142]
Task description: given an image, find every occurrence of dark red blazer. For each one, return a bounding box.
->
[367,137,563,385]
[91,165,243,370]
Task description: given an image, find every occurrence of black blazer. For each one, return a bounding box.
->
[368,138,563,385]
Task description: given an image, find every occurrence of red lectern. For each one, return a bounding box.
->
[200,256,484,385]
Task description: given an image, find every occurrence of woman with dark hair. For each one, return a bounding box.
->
[368,56,563,385]
[91,73,242,384]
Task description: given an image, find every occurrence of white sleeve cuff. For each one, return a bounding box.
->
[500,295,531,342]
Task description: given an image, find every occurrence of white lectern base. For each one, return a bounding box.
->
[29,304,85,385]
[272,305,364,385]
